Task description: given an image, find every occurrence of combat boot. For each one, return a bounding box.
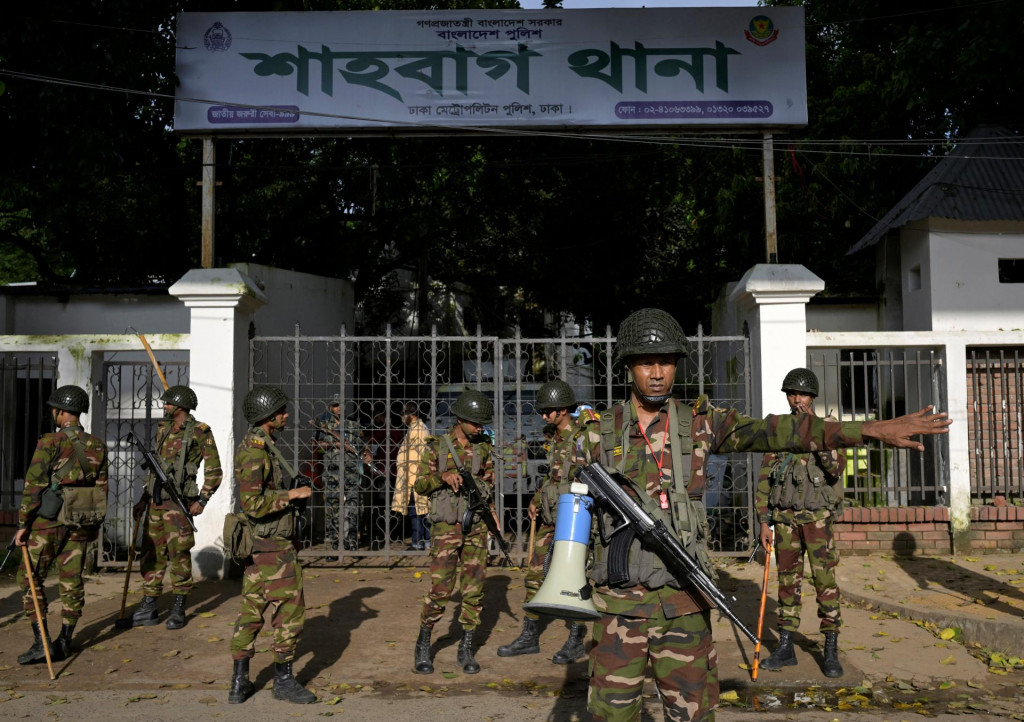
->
[272,660,317,704]
[131,595,160,626]
[496,617,540,657]
[457,628,480,674]
[822,630,844,678]
[51,622,76,661]
[18,621,52,665]
[165,594,188,630]
[413,626,433,674]
[760,630,798,670]
[551,622,587,664]
[228,658,255,704]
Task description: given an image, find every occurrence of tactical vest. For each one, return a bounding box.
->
[590,398,715,589]
[146,416,200,499]
[427,432,486,525]
[245,430,297,540]
[40,427,106,528]
[768,453,842,513]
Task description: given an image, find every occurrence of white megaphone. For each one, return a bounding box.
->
[523,482,601,621]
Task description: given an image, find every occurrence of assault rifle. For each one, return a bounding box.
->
[0,538,15,572]
[457,468,514,568]
[576,462,760,645]
[127,432,197,533]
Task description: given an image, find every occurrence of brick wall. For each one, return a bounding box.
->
[834,506,1024,555]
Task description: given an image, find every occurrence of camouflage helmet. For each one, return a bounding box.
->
[243,385,289,425]
[161,385,198,411]
[781,367,819,397]
[451,389,493,425]
[536,380,577,412]
[614,308,688,363]
[47,385,89,415]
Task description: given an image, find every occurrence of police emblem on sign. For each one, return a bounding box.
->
[204,22,232,52]
[744,15,779,47]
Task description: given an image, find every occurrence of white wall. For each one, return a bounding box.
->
[923,225,1024,332]
[0,292,188,335]
[231,263,354,336]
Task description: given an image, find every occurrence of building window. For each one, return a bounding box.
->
[998,258,1024,283]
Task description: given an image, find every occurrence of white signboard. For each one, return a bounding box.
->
[174,8,806,134]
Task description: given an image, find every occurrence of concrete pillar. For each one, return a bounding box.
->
[729,264,824,417]
[942,339,972,554]
[170,268,266,580]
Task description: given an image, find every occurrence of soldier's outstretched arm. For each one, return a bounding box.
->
[861,405,952,452]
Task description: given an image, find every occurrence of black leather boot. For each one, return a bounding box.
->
[822,630,844,678]
[760,630,798,670]
[51,622,76,661]
[228,658,255,704]
[131,595,160,627]
[18,621,51,665]
[457,628,480,674]
[272,660,316,704]
[165,594,187,630]
[496,617,540,657]
[413,626,433,674]
[551,622,587,664]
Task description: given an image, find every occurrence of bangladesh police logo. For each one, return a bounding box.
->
[204,22,232,52]
[744,15,779,47]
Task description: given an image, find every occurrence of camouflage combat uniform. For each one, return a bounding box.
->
[581,397,864,722]
[414,428,494,631]
[139,415,222,597]
[523,410,599,617]
[17,425,109,624]
[316,413,365,551]
[230,427,305,664]
[756,435,846,634]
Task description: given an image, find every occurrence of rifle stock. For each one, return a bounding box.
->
[127,432,196,533]
[577,462,759,646]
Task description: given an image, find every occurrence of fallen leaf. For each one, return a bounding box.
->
[939,628,957,640]
[198,612,216,618]
[940,655,956,665]
[161,649,180,659]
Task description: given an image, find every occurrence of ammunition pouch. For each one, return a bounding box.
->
[38,485,64,521]
[55,484,107,529]
[223,512,254,561]
[427,487,467,525]
[769,456,841,513]
[251,508,297,540]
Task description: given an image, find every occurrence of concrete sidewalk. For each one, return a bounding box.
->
[0,551,1022,720]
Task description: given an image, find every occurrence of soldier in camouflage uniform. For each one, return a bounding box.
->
[228,385,315,706]
[314,397,369,553]
[131,385,222,630]
[580,309,950,722]
[756,368,847,678]
[15,385,108,664]
[412,390,496,676]
[498,379,596,664]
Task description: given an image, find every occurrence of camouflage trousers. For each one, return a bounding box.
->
[588,609,717,722]
[774,515,842,633]
[140,504,195,597]
[17,525,94,623]
[419,521,489,630]
[230,543,305,664]
[522,523,554,621]
[324,470,359,551]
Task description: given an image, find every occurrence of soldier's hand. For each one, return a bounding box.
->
[442,471,462,492]
[861,405,952,451]
[758,522,773,552]
[289,485,313,502]
[527,502,539,521]
[189,501,205,516]
[14,528,28,547]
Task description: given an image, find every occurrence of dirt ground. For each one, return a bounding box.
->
[1,556,1023,720]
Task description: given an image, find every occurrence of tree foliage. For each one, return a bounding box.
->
[1,0,1021,333]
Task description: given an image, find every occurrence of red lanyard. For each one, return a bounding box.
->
[638,414,671,509]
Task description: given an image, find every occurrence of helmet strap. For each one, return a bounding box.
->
[631,380,672,408]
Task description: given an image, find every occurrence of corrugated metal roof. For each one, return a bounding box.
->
[848,126,1024,254]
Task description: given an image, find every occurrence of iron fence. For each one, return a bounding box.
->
[251,325,753,562]
[806,347,949,507]
[967,346,1024,501]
